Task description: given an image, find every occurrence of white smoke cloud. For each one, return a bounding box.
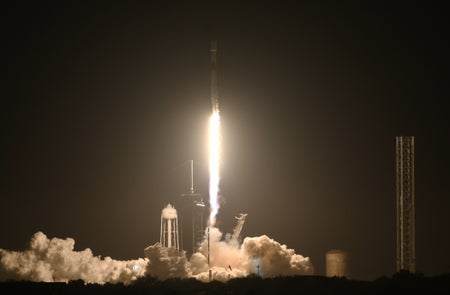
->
[242,235,314,277]
[143,242,190,280]
[1,216,314,283]
[0,232,148,284]
[189,226,314,282]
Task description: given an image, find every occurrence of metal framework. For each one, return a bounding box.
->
[396,136,415,272]
[180,160,205,256]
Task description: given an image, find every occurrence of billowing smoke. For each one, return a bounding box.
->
[143,242,190,280]
[1,216,313,283]
[190,222,314,282]
[0,232,147,284]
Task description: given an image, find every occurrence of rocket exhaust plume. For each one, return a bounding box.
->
[208,40,220,227]
[0,41,316,285]
[0,41,314,284]
[200,41,314,281]
[1,218,314,283]
[208,111,220,226]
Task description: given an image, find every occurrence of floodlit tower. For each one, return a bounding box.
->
[179,160,205,256]
[160,204,180,250]
[396,136,415,272]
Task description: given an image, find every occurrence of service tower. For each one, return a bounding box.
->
[179,160,205,257]
[396,136,415,273]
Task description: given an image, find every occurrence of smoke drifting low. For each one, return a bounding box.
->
[1,219,313,284]
[0,232,147,284]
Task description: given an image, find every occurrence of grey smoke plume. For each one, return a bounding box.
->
[1,215,313,283]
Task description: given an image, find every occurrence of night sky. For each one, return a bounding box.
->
[2,1,449,280]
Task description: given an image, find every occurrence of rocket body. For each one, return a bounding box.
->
[210,40,219,113]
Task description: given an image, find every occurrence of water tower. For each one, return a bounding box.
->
[326,250,349,278]
[160,204,180,250]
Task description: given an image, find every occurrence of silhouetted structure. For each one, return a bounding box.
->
[2,273,450,294]
[396,136,415,272]
[179,160,205,257]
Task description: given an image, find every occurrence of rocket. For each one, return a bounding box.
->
[210,40,219,113]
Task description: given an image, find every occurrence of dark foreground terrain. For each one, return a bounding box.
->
[1,272,449,294]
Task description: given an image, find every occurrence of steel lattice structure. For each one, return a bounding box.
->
[396,136,415,272]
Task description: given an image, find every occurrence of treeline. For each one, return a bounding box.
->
[1,272,449,294]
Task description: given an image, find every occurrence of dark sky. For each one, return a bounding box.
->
[2,1,449,280]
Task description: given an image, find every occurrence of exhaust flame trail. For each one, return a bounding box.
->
[208,110,220,226]
[208,40,220,227]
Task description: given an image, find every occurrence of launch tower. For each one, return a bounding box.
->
[396,136,415,272]
[179,160,205,256]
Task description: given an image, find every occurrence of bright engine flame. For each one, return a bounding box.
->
[208,110,221,226]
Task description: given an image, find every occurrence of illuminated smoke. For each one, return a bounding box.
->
[0,232,147,284]
[208,110,221,226]
[192,224,314,282]
[144,242,190,280]
[1,216,314,283]
[231,213,247,243]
